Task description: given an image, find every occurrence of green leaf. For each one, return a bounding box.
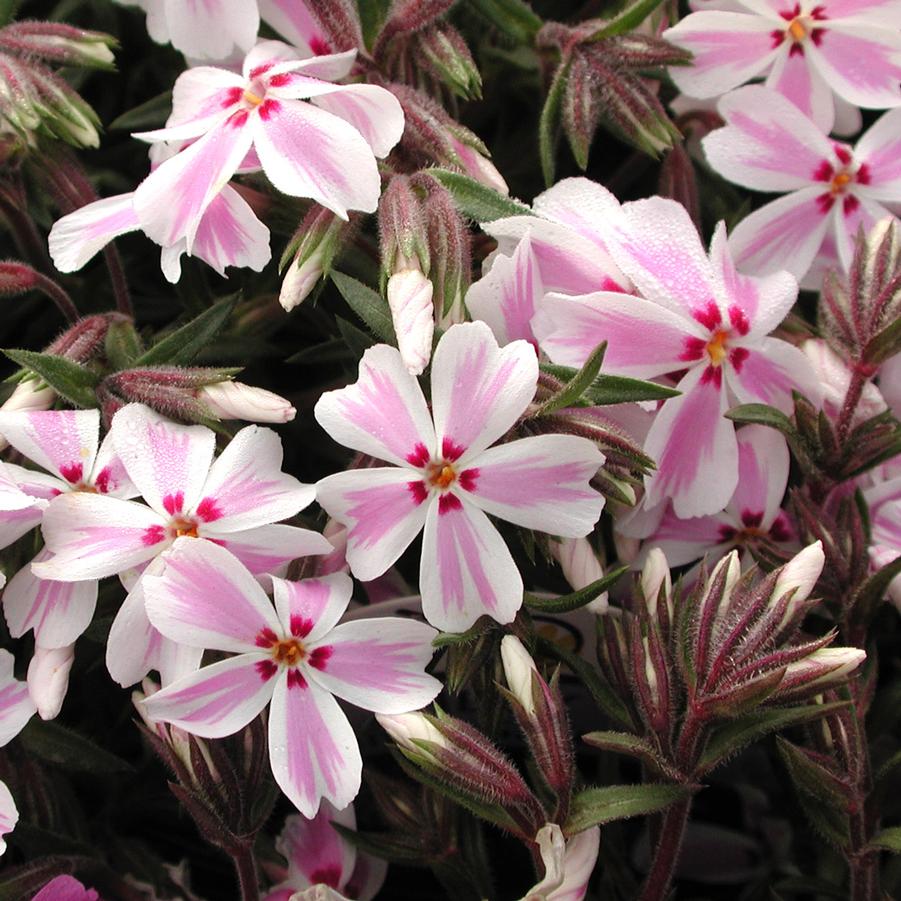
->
[869,827,901,853]
[335,316,375,359]
[331,271,396,344]
[3,350,97,408]
[467,0,543,42]
[533,343,606,416]
[725,402,799,437]
[540,362,680,406]
[433,619,492,649]
[429,168,532,223]
[851,554,901,627]
[864,314,901,366]
[108,90,172,131]
[588,0,668,39]
[104,317,144,369]
[539,60,570,187]
[334,824,429,864]
[0,0,18,27]
[18,720,134,775]
[697,702,847,774]
[582,731,682,780]
[524,566,628,614]
[566,783,690,834]
[134,295,238,366]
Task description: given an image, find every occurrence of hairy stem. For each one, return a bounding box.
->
[835,366,868,444]
[232,843,260,901]
[638,796,692,901]
[31,270,79,323]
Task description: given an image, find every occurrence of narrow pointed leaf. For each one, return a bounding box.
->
[3,349,97,407]
[539,61,569,187]
[134,295,238,366]
[533,342,606,416]
[588,0,668,39]
[525,566,627,613]
[467,0,543,42]
[565,783,691,834]
[869,827,901,853]
[429,169,532,222]
[331,271,396,344]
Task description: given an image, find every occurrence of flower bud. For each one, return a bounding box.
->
[773,541,825,627]
[640,547,673,625]
[378,176,430,278]
[387,268,435,376]
[500,636,539,717]
[27,643,74,720]
[418,24,482,100]
[376,711,447,753]
[801,339,886,425]
[280,252,324,311]
[197,380,296,423]
[551,537,606,612]
[0,22,115,69]
[279,206,348,311]
[773,647,866,702]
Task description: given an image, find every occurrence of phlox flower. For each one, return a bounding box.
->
[33,403,329,687]
[864,463,901,607]
[641,425,795,566]
[140,538,441,817]
[0,410,134,661]
[664,0,901,135]
[314,321,606,633]
[264,803,386,901]
[130,41,404,254]
[466,178,629,347]
[702,86,901,281]
[0,646,37,856]
[523,823,601,901]
[535,196,820,519]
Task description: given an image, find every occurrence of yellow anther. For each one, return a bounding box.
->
[788,18,807,41]
[242,89,264,106]
[706,331,729,366]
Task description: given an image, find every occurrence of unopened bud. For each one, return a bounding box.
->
[774,541,825,627]
[801,339,886,425]
[1,378,55,414]
[378,176,430,278]
[387,268,434,376]
[27,643,74,720]
[551,537,606,612]
[418,25,482,100]
[279,206,348,311]
[640,547,672,619]
[280,252,324,311]
[376,711,446,754]
[500,636,539,717]
[450,137,509,193]
[198,381,296,423]
[0,22,116,69]
[774,647,866,702]
[46,313,115,361]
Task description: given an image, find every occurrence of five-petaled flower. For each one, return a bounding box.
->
[703,86,901,282]
[140,538,440,818]
[129,40,404,253]
[535,196,820,519]
[315,321,606,633]
[665,0,901,135]
[33,404,329,688]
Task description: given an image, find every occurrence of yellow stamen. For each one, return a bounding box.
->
[706,330,729,366]
[788,18,807,41]
[273,639,304,666]
[436,465,456,489]
[831,171,852,193]
[242,89,264,106]
[172,517,199,538]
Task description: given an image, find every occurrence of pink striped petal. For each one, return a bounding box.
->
[190,185,272,278]
[3,550,98,647]
[277,804,357,893]
[729,186,832,279]
[251,98,381,218]
[466,233,544,347]
[463,435,605,537]
[242,39,303,78]
[833,94,863,136]
[0,505,44,552]
[727,337,821,411]
[144,537,281,652]
[855,108,901,202]
[166,66,244,129]
[430,321,538,461]
[346,853,387,901]
[163,0,259,60]
[271,573,353,644]
[314,344,435,467]
[196,425,314,533]
[35,494,167,580]
[832,195,887,272]
[48,194,139,273]
[307,618,440,713]
[218,524,332,575]
[0,409,99,486]
[0,460,41,513]
[89,430,137,499]
[285,50,359,82]
[111,404,216,518]
[311,84,404,158]
[810,24,901,109]
[536,291,697,377]
[141,653,274,738]
[605,198,717,319]
[764,43,834,133]
[0,649,35,745]
[258,0,331,54]
[133,116,254,250]
[704,86,834,192]
[315,469,430,582]
[664,11,779,98]
[646,508,733,567]
[729,424,789,529]
[550,826,601,901]
[0,781,16,856]
[708,223,798,336]
[484,216,627,296]
[643,367,739,518]
[818,0,901,17]
[268,672,362,817]
[420,497,522,632]
[531,177,622,250]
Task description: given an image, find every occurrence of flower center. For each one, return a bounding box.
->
[242,88,264,107]
[428,462,458,490]
[830,170,853,194]
[272,638,304,666]
[170,516,200,538]
[787,16,808,41]
[706,330,729,367]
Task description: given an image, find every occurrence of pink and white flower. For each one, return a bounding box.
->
[864,467,901,607]
[642,425,794,567]
[467,178,629,347]
[130,41,404,253]
[49,177,272,284]
[0,647,38,856]
[702,86,901,281]
[522,823,601,901]
[140,538,441,817]
[264,802,386,901]
[314,322,606,633]
[0,410,135,659]
[33,404,330,687]
[664,0,901,135]
[535,196,820,518]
